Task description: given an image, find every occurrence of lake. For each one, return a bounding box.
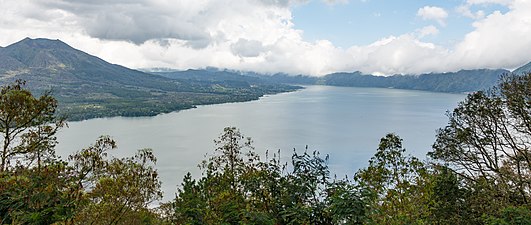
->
[55,85,465,202]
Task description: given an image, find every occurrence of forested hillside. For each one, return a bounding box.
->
[158,66,525,94]
[323,69,508,93]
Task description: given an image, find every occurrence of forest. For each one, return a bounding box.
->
[0,73,530,224]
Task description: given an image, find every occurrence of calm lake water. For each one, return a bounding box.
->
[56,85,465,202]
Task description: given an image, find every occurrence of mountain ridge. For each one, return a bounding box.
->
[147,60,531,93]
[0,38,183,92]
[321,69,509,93]
[153,67,515,93]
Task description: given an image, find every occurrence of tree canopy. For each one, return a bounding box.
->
[429,74,531,223]
[0,81,163,224]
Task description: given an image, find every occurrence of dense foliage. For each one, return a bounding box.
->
[0,73,529,224]
[164,127,365,224]
[0,81,164,224]
[429,74,531,224]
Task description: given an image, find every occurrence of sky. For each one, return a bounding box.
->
[0,0,530,76]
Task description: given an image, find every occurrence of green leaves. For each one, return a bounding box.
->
[0,163,74,224]
[0,81,165,224]
[171,127,367,225]
[0,80,65,172]
[430,73,531,222]
[69,137,163,224]
[354,133,432,224]
[327,180,367,224]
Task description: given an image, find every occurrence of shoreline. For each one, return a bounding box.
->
[61,86,305,122]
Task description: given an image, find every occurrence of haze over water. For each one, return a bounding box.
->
[56,85,465,201]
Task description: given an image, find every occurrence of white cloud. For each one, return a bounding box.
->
[451,0,531,70]
[346,35,450,75]
[230,39,267,57]
[466,0,513,6]
[456,5,485,19]
[417,25,440,38]
[457,0,513,20]
[417,6,448,26]
[323,0,349,4]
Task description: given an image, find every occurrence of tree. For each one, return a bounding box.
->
[0,161,75,224]
[202,126,258,192]
[0,80,71,224]
[429,74,531,213]
[430,73,531,218]
[0,81,165,224]
[279,149,332,224]
[172,172,207,224]
[199,127,258,224]
[428,165,471,224]
[171,127,256,224]
[69,136,163,224]
[171,127,367,225]
[484,206,531,225]
[354,133,431,224]
[327,179,367,225]
[0,80,65,172]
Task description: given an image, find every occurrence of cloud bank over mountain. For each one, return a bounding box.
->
[1,0,530,76]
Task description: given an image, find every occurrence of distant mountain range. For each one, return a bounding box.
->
[1,37,529,120]
[153,66,524,93]
[319,69,508,93]
[0,38,298,120]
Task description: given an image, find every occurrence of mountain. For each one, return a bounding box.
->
[0,38,299,120]
[513,61,531,75]
[154,66,513,94]
[211,67,516,93]
[255,73,319,85]
[0,38,193,91]
[322,69,509,93]
[153,69,262,86]
[154,69,320,86]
